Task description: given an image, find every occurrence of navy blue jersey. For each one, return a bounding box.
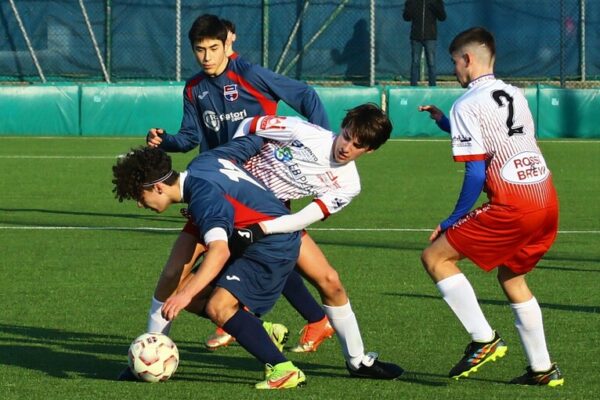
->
[182,135,288,238]
[183,135,301,316]
[160,53,330,153]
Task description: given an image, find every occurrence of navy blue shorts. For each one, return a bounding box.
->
[216,231,300,316]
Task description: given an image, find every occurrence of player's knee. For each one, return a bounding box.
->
[205,296,238,326]
[420,247,435,272]
[320,269,345,296]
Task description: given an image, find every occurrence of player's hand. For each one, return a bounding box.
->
[429,225,443,242]
[161,293,192,321]
[228,223,265,256]
[147,128,165,148]
[418,105,445,122]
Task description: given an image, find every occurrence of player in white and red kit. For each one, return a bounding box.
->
[225,104,403,379]
[420,27,563,386]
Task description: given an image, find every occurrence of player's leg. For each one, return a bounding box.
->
[295,234,403,379]
[499,268,563,386]
[205,288,304,389]
[118,229,206,381]
[147,229,206,335]
[421,233,505,379]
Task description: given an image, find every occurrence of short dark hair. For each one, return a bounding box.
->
[112,147,178,202]
[341,103,392,150]
[221,19,236,34]
[188,14,228,46]
[449,27,496,57]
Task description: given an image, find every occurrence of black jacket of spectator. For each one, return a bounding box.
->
[403,0,447,41]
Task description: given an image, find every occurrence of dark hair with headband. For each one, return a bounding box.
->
[112,147,179,202]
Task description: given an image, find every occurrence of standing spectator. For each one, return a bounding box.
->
[403,0,446,86]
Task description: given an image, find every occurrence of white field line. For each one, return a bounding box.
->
[0,225,597,234]
[1,138,599,159]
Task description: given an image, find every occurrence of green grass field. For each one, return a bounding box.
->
[1,137,598,400]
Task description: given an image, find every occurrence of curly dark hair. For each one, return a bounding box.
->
[112,147,175,202]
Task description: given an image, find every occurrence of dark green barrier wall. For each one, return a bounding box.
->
[80,83,184,136]
[0,84,79,136]
[537,86,600,138]
[0,84,598,138]
[387,87,464,137]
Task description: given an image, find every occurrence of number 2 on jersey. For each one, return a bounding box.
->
[491,90,524,137]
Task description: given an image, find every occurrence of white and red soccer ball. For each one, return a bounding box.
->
[127,332,179,382]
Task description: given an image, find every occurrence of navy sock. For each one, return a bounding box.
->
[282,269,325,323]
[222,309,287,366]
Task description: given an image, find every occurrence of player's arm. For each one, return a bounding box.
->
[260,202,325,234]
[161,229,230,321]
[419,105,450,133]
[439,160,486,232]
[153,87,203,153]
[209,133,265,165]
[252,66,330,129]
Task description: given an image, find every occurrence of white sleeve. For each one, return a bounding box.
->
[449,102,486,159]
[261,202,325,234]
[204,227,228,244]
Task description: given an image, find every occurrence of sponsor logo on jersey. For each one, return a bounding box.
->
[223,84,239,102]
[501,151,549,184]
[203,109,248,132]
[198,90,209,100]
[226,275,241,281]
[274,146,294,162]
[451,133,472,146]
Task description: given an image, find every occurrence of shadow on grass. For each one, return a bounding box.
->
[0,324,340,384]
[385,293,600,314]
[0,207,182,224]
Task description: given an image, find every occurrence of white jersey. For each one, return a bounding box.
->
[234,116,361,218]
[449,75,556,210]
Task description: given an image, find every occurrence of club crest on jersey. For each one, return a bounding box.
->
[223,84,239,102]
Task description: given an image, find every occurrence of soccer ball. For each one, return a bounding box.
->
[127,332,179,382]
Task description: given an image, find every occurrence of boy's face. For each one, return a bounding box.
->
[193,38,228,77]
[332,129,372,164]
[137,186,170,213]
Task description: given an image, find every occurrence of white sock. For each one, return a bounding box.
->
[436,273,494,342]
[323,301,365,369]
[511,297,552,372]
[147,296,172,335]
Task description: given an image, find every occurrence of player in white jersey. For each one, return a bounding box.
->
[164,104,403,379]
[234,115,361,232]
[419,27,563,386]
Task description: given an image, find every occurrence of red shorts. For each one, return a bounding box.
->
[445,203,559,274]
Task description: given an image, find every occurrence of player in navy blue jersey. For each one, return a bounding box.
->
[141,14,336,354]
[112,140,307,389]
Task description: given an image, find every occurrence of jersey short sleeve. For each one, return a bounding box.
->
[449,101,487,162]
